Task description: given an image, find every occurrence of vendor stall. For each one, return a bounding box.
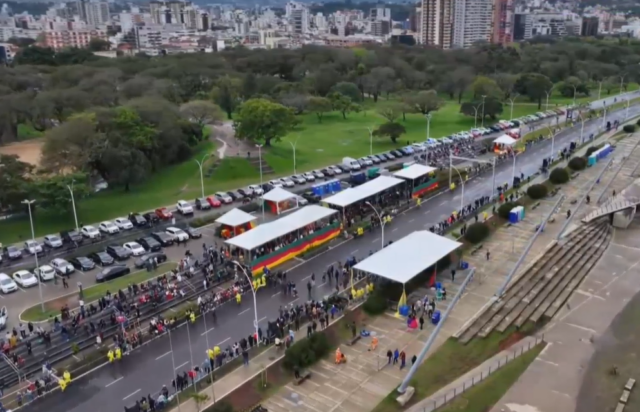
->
[215,208,257,239]
[263,187,299,215]
[492,135,517,154]
[393,164,438,199]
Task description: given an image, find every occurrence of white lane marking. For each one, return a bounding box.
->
[238,308,250,316]
[302,275,311,281]
[258,317,267,323]
[271,292,281,298]
[216,338,230,346]
[371,238,380,244]
[105,377,123,387]
[201,327,215,336]
[156,351,172,360]
[392,228,398,232]
[174,361,189,370]
[122,389,141,400]
[408,219,414,223]
[351,249,359,255]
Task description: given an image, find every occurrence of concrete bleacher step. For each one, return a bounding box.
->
[457,224,596,343]
[495,222,609,333]
[513,224,611,328]
[477,223,603,337]
[541,226,613,321]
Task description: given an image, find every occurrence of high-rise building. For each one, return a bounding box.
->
[581,16,599,36]
[452,0,493,48]
[288,3,308,34]
[85,1,110,27]
[420,0,453,48]
[371,20,390,36]
[370,7,391,22]
[513,13,532,40]
[491,0,514,45]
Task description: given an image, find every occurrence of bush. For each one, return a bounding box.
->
[636,118,640,126]
[238,202,260,213]
[527,184,548,199]
[549,167,570,184]
[568,157,587,171]
[190,213,222,228]
[463,222,490,244]
[623,124,636,133]
[283,332,331,371]
[363,291,388,315]
[585,146,600,157]
[497,202,518,219]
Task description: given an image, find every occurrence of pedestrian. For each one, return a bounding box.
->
[450,269,456,282]
[62,277,68,289]
[400,351,406,369]
[393,348,399,365]
[386,350,392,364]
[411,355,417,365]
[242,350,249,366]
[486,250,490,261]
[419,315,424,330]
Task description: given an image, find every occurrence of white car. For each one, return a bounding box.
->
[312,170,325,179]
[0,274,17,294]
[82,225,101,239]
[99,221,120,235]
[215,192,233,204]
[50,258,75,275]
[291,175,307,184]
[268,180,283,188]
[280,178,295,188]
[302,172,316,182]
[166,227,189,242]
[329,166,343,174]
[123,242,146,256]
[24,240,42,255]
[114,217,134,230]
[248,185,264,195]
[43,234,63,249]
[296,196,309,206]
[34,265,56,281]
[177,200,194,215]
[359,157,373,166]
[12,270,38,288]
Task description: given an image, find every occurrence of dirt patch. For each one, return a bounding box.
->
[498,331,525,351]
[0,140,43,166]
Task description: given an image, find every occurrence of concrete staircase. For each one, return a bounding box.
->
[458,221,612,344]
[249,157,275,175]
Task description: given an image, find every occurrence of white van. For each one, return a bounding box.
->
[342,157,361,171]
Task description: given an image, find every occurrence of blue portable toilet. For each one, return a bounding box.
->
[432,310,441,325]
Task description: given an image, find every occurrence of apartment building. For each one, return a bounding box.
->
[491,0,514,45]
[452,0,493,48]
[420,0,453,48]
[44,28,107,49]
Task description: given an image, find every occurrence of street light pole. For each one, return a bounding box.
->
[572,85,577,106]
[256,144,265,221]
[231,261,260,344]
[579,112,585,144]
[620,74,627,95]
[194,154,210,199]
[545,85,556,110]
[626,97,630,120]
[366,127,374,156]
[66,180,79,231]
[288,138,299,175]
[450,166,465,212]
[425,113,431,141]
[365,201,384,250]
[472,105,480,128]
[481,95,487,127]
[168,329,182,412]
[22,199,44,312]
[547,126,555,162]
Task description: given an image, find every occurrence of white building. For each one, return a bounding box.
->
[452,0,493,48]
[85,1,110,27]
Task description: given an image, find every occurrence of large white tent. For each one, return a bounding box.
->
[353,231,462,284]
[493,135,517,146]
[393,164,437,181]
[323,176,404,208]
[262,187,299,215]
[215,208,257,227]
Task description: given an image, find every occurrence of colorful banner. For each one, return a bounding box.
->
[250,223,341,275]
[412,178,439,198]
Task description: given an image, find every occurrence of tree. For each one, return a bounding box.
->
[363,67,395,102]
[492,73,517,99]
[179,100,223,128]
[191,393,209,412]
[329,92,353,119]
[558,76,589,98]
[279,93,309,115]
[88,38,111,52]
[405,90,443,115]
[377,102,403,123]
[0,154,33,212]
[471,76,502,100]
[373,122,406,143]
[307,96,332,123]
[210,75,241,119]
[233,98,298,146]
[32,173,91,214]
[14,46,56,66]
[329,82,361,103]
[514,73,553,109]
[460,97,503,121]
[452,67,475,103]
[33,88,91,123]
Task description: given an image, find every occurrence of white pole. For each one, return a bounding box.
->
[450,166,464,212]
[512,153,516,187]
[626,98,630,120]
[481,95,486,127]
[368,127,373,156]
[572,85,577,106]
[549,127,555,162]
[491,158,496,199]
[23,200,44,312]
[510,100,514,120]
[231,261,259,345]
[448,151,452,188]
[426,114,431,141]
[201,305,215,400]
[168,329,182,411]
[194,154,209,199]
[66,181,79,231]
[257,145,265,221]
[186,321,194,369]
[580,113,585,144]
[288,141,297,174]
[602,107,607,129]
[598,81,602,100]
[473,106,478,128]
[365,201,384,250]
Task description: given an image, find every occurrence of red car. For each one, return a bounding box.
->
[207,196,222,208]
[155,207,173,220]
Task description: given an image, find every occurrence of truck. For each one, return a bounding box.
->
[342,157,361,171]
[349,172,367,186]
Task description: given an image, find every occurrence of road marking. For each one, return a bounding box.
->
[122,389,141,400]
[258,317,267,323]
[351,249,359,255]
[17,286,27,293]
[294,257,305,262]
[175,361,189,370]
[216,338,230,346]
[391,228,398,232]
[408,219,414,223]
[271,292,281,297]
[238,308,250,316]
[371,238,380,244]
[105,377,123,387]
[302,275,310,281]
[200,327,215,336]
[156,351,172,360]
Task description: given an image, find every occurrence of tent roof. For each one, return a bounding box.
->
[224,205,337,251]
[493,135,517,146]
[323,176,404,208]
[263,187,296,203]
[215,208,257,227]
[393,164,437,180]
[353,231,462,284]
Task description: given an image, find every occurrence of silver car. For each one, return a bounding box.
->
[312,170,325,179]
[43,235,63,248]
[291,175,307,184]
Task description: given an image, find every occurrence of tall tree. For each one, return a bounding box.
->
[233,98,298,146]
[373,122,406,143]
[307,96,332,123]
[179,100,223,128]
[0,154,33,212]
[405,90,443,115]
[210,75,241,119]
[33,173,91,214]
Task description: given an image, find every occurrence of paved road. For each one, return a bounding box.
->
[18,93,640,412]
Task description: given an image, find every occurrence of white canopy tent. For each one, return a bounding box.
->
[493,135,517,146]
[263,187,299,215]
[393,164,437,180]
[353,231,462,284]
[225,205,338,252]
[215,208,257,227]
[323,176,404,208]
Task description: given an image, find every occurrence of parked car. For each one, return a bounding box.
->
[206,196,222,208]
[238,188,253,198]
[268,179,284,188]
[99,221,120,235]
[329,165,343,174]
[61,229,84,245]
[143,212,160,225]
[24,240,43,255]
[302,172,316,182]
[96,265,130,283]
[155,207,173,220]
[81,225,101,239]
[123,242,146,256]
[43,234,63,249]
[229,190,245,200]
[186,227,202,239]
[3,245,22,260]
[166,227,189,242]
[302,191,321,204]
[151,232,174,247]
[215,192,233,204]
[50,258,75,275]
[177,200,194,215]
[106,244,132,261]
[226,191,239,201]
[248,185,264,195]
[69,256,95,272]
[195,198,211,210]
[128,213,148,227]
[0,274,17,294]
[34,265,56,281]
[134,252,167,269]
[359,157,373,167]
[291,175,306,184]
[12,270,37,288]
[296,196,309,206]
[367,155,381,164]
[89,251,114,267]
[321,167,335,177]
[114,217,134,230]
[136,237,162,252]
[280,178,295,188]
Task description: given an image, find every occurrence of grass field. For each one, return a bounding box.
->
[17,124,44,141]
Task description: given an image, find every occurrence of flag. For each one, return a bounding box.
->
[429,269,437,288]
[395,287,408,318]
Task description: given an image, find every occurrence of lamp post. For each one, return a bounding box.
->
[22,199,44,312]
[578,112,586,144]
[365,201,384,250]
[507,94,519,121]
[425,113,432,141]
[620,73,627,95]
[194,153,211,199]
[572,85,578,106]
[546,125,555,162]
[472,105,481,128]
[597,80,602,100]
[231,261,260,344]
[481,95,487,127]
[602,106,607,130]
[449,165,465,212]
[66,180,79,232]
[256,144,265,221]
[545,85,556,110]
[366,127,374,156]
[288,137,299,175]
[626,97,630,120]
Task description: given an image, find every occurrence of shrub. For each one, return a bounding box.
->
[636,118,640,126]
[527,184,548,199]
[568,157,587,171]
[283,332,331,371]
[238,202,260,213]
[497,202,518,219]
[585,146,600,157]
[190,213,222,228]
[363,291,388,315]
[623,124,636,133]
[549,167,570,184]
[464,222,490,244]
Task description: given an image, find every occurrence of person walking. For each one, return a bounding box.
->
[399,351,406,369]
[486,250,490,261]
[419,315,424,330]
[393,348,399,365]
[386,350,392,365]
[451,269,456,282]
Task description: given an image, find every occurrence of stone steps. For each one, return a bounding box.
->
[248,157,275,175]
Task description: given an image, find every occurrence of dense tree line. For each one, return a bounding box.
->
[2,38,640,213]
